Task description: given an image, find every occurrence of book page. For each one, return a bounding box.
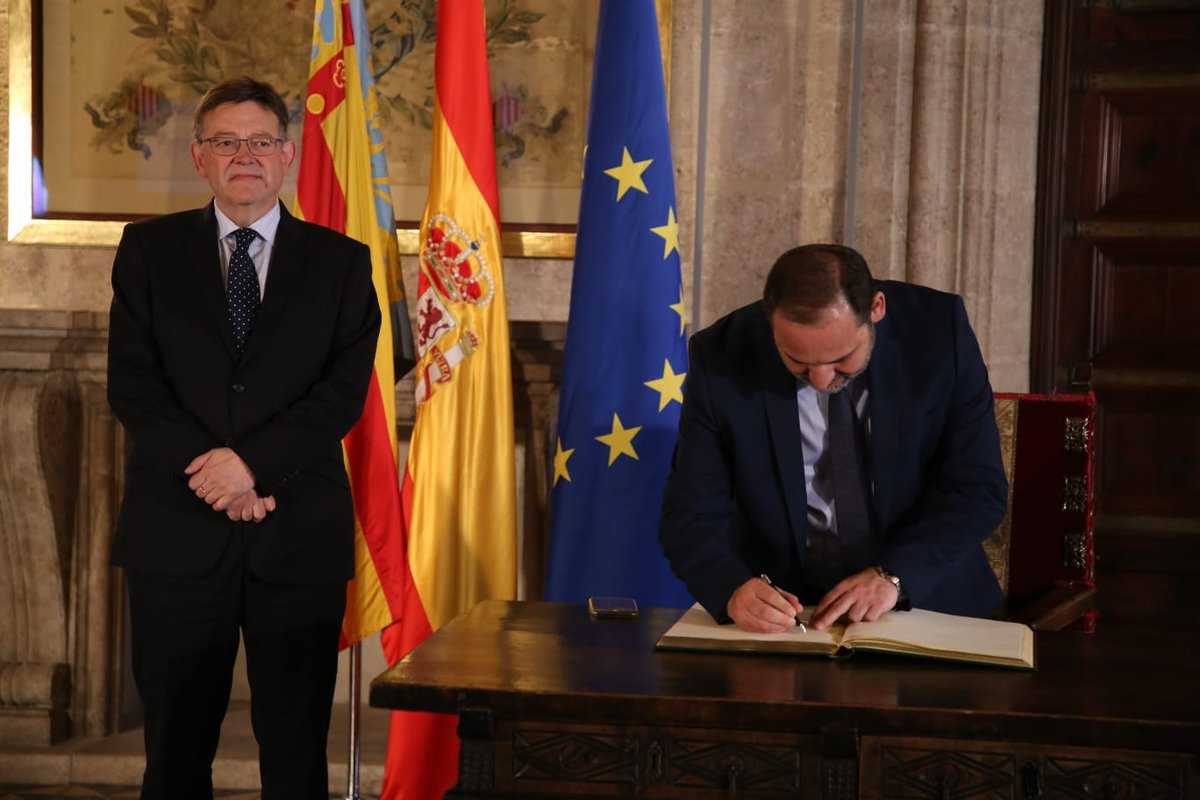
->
[656,604,843,655]
[842,608,1034,667]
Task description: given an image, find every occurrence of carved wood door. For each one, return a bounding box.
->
[1032,1,1200,627]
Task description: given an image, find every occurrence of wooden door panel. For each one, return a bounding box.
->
[1088,243,1200,520]
[1089,563,1200,631]
[1080,91,1200,219]
[1098,406,1200,515]
[1090,6,1200,45]
[1034,0,1200,628]
[1048,240,1097,387]
[1092,244,1200,353]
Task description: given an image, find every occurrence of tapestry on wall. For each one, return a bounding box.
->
[39,0,593,224]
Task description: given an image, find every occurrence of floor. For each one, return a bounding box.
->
[0,786,266,799]
[0,702,387,799]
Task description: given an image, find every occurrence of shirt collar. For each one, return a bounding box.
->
[213,201,282,246]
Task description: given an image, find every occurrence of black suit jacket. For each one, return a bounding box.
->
[107,202,381,583]
[660,281,1007,621]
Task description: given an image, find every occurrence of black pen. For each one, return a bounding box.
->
[760,573,807,632]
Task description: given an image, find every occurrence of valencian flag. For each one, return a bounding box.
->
[545,0,693,609]
[297,0,416,647]
[379,0,518,797]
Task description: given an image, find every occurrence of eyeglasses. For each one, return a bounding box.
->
[198,136,285,156]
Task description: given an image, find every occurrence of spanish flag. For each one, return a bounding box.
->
[296,0,416,647]
[380,0,519,797]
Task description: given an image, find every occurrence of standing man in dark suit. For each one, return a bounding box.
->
[106,77,381,800]
[661,244,1007,633]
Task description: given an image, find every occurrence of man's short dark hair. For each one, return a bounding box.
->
[762,244,876,325]
[193,77,289,141]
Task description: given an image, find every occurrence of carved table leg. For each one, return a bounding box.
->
[446,707,496,798]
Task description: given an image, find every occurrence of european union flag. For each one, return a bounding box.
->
[544,0,693,609]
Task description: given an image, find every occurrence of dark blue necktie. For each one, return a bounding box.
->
[227,227,260,354]
[828,379,877,573]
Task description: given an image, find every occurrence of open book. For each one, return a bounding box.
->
[657,604,1035,670]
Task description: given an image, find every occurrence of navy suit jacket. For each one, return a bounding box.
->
[107,202,380,583]
[660,281,1007,622]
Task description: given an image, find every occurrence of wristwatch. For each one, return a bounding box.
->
[873,566,910,609]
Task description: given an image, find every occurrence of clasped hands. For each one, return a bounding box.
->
[726,568,899,633]
[185,448,277,522]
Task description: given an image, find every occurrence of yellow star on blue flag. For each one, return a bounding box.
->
[604,147,653,201]
[644,360,686,412]
[545,0,693,609]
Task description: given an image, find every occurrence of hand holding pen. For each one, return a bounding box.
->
[724,573,807,633]
[761,574,807,633]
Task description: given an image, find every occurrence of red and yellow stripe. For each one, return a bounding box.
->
[380,1,518,796]
[296,0,411,647]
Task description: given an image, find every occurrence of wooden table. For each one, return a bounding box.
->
[369,601,1200,799]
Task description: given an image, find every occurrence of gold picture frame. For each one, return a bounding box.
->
[7,0,672,258]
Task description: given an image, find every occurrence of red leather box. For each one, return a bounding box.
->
[987,393,1098,632]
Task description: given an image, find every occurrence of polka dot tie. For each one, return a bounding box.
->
[227,227,260,354]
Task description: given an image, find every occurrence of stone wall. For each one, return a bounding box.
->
[0,310,120,745]
[670,0,1042,390]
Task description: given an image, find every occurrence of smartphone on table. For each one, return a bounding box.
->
[587,596,639,619]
